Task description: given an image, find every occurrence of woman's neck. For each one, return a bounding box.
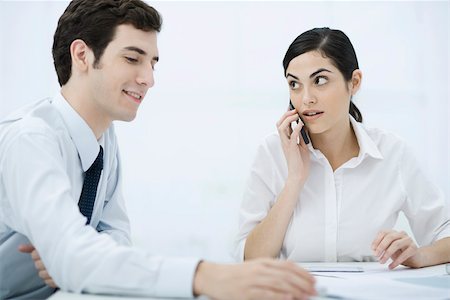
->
[309,118,360,171]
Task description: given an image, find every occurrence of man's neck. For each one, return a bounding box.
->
[61,85,110,140]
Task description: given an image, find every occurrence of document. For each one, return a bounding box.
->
[305,265,363,272]
[315,275,450,300]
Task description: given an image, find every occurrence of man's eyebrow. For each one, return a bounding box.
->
[123,46,159,61]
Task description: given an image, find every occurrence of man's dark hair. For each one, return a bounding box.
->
[52,0,162,86]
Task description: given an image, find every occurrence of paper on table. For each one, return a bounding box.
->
[306,266,364,272]
[315,275,450,300]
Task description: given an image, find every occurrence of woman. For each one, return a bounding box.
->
[234,28,450,269]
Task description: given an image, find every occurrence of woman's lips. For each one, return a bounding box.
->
[302,111,323,122]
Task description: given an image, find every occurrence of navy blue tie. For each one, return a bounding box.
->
[78,146,103,224]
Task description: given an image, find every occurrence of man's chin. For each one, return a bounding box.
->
[116,112,138,123]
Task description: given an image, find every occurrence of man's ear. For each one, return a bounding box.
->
[349,69,362,95]
[69,39,92,73]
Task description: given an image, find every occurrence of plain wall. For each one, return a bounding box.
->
[0,1,448,261]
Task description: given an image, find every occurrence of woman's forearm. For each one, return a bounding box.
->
[244,179,302,260]
[417,237,450,268]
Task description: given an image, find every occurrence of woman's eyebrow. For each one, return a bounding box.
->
[310,68,332,78]
[286,68,332,80]
[286,73,299,80]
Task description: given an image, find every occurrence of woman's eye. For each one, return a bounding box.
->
[125,57,138,63]
[289,81,299,89]
[315,76,328,85]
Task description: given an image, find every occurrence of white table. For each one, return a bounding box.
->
[48,262,450,300]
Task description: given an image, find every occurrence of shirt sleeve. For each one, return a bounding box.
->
[399,143,450,246]
[96,146,131,246]
[1,128,200,298]
[233,139,277,261]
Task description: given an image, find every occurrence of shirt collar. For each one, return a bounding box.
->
[306,115,383,161]
[350,115,383,160]
[52,92,102,171]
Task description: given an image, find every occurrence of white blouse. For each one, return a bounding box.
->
[234,116,450,262]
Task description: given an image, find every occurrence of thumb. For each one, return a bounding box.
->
[18,244,35,253]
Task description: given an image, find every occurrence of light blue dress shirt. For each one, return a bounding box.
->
[0,93,199,299]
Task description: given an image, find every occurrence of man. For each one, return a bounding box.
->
[0,0,316,299]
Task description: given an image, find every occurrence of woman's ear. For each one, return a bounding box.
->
[350,69,363,95]
[69,39,92,74]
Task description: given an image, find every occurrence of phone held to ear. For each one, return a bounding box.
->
[289,100,310,145]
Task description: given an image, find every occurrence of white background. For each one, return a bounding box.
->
[0,1,448,262]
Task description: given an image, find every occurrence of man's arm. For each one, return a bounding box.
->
[2,130,198,297]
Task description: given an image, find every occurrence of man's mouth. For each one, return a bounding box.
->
[123,90,143,103]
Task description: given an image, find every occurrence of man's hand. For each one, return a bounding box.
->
[193,258,316,300]
[18,244,58,288]
[372,230,422,269]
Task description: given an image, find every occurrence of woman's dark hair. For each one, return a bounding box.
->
[283,27,363,122]
[52,0,162,86]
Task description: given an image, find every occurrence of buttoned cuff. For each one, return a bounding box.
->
[154,257,201,298]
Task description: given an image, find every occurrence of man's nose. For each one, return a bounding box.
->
[137,64,154,88]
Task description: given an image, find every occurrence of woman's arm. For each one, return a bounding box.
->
[244,179,302,259]
[244,109,310,260]
[372,142,450,269]
[372,231,450,269]
[414,237,450,267]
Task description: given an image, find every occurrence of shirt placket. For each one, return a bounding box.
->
[324,165,343,262]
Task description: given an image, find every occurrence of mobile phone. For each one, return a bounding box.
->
[289,100,310,144]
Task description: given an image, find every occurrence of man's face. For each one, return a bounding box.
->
[87,24,159,123]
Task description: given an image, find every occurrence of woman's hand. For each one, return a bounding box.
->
[276,109,310,186]
[371,230,423,269]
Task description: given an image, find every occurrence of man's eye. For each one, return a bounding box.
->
[315,76,328,85]
[125,57,138,63]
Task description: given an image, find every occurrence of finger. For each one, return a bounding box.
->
[389,246,416,270]
[375,231,403,257]
[254,274,310,300]
[34,260,45,271]
[18,244,35,253]
[390,249,402,262]
[289,121,303,146]
[44,279,57,289]
[379,234,413,263]
[371,230,390,253]
[266,261,316,295]
[31,250,41,261]
[39,270,51,280]
[278,114,300,136]
[379,238,405,264]
[276,109,299,128]
[247,288,295,300]
[282,261,316,285]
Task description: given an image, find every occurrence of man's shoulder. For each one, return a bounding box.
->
[0,98,64,143]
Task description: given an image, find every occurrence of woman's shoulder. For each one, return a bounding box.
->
[359,122,408,155]
[260,131,283,150]
[250,131,284,162]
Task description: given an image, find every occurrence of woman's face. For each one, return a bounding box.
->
[286,50,360,136]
